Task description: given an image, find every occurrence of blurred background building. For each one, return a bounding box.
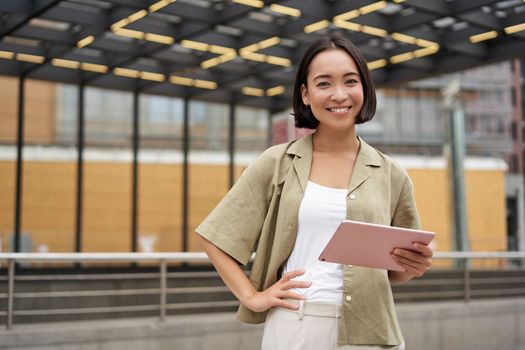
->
[0,0,524,258]
[1,58,523,256]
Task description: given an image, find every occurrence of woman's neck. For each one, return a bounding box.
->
[313,127,360,155]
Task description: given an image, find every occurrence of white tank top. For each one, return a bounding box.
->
[283,181,347,304]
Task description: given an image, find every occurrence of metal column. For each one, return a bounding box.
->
[131,90,140,252]
[443,77,470,252]
[159,260,167,320]
[182,96,190,252]
[75,84,85,253]
[228,102,236,189]
[450,105,469,251]
[13,75,26,253]
[6,259,15,329]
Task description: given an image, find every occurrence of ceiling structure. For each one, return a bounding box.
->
[0,0,524,112]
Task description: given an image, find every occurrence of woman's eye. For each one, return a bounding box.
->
[317,81,330,87]
[346,79,359,85]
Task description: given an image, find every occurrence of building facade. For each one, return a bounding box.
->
[0,59,523,256]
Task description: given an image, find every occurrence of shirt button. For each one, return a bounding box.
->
[349,194,356,200]
[345,295,352,302]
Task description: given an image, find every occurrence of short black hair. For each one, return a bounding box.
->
[292,33,376,129]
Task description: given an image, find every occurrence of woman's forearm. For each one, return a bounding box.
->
[195,234,257,304]
[388,270,414,284]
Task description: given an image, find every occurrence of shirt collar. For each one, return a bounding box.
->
[286,133,382,168]
[286,133,382,194]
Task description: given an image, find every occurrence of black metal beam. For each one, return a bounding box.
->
[230,17,282,37]
[163,1,215,22]
[0,0,37,13]
[504,12,525,28]
[450,0,501,13]
[445,41,488,58]
[182,96,190,252]
[102,0,147,8]
[389,12,438,33]
[0,0,61,39]
[14,26,77,46]
[131,89,140,253]
[0,0,524,113]
[228,101,236,189]
[43,5,107,28]
[456,11,500,30]
[75,83,85,253]
[13,74,26,253]
[403,0,450,16]
[84,0,290,86]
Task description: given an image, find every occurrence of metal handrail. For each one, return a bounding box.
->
[0,252,219,331]
[432,252,525,259]
[1,251,524,261]
[0,251,524,331]
[0,252,211,261]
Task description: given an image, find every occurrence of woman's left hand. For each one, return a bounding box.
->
[391,242,433,278]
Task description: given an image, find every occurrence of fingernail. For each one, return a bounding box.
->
[413,243,419,248]
[394,249,400,254]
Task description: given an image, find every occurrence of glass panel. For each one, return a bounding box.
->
[25,79,56,145]
[358,89,384,136]
[0,76,18,144]
[138,94,183,253]
[56,84,80,147]
[0,76,18,251]
[418,90,441,137]
[19,80,76,253]
[398,89,417,136]
[379,88,400,139]
[234,106,269,180]
[188,101,229,252]
[82,87,132,252]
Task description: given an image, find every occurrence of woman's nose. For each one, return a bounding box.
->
[330,85,348,101]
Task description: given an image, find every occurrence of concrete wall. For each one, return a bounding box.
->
[2,298,525,350]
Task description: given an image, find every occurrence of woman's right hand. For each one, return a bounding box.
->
[241,269,311,312]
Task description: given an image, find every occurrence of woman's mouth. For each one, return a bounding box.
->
[327,106,351,113]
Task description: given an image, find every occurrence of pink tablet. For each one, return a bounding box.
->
[318,220,435,271]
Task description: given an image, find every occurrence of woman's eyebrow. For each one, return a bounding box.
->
[313,72,359,80]
[313,74,331,80]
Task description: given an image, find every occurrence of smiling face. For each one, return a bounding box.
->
[300,48,364,133]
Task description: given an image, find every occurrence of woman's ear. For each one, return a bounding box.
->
[300,84,309,106]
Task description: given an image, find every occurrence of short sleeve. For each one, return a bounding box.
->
[195,153,272,265]
[391,176,421,230]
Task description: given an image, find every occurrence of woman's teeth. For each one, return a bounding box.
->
[328,107,350,112]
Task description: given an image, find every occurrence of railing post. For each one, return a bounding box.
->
[7,259,15,330]
[463,257,470,302]
[159,259,167,321]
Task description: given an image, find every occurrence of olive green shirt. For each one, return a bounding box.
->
[195,134,420,346]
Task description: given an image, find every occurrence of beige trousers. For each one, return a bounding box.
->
[261,301,405,350]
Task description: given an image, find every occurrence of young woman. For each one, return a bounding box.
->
[195,33,433,350]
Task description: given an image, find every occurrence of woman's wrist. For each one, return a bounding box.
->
[239,289,256,302]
